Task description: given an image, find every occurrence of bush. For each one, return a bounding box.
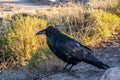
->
[80,10,120,46]
[27,46,63,73]
[27,46,51,73]
[90,10,120,39]
[0,20,16,70]
[0,15,47,70]
[8,15,47,62]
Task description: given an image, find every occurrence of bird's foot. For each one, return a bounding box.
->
[61,69,71,73]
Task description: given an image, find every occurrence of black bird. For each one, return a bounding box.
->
[36,26,110,72]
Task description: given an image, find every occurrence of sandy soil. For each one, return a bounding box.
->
[0,0,50,17]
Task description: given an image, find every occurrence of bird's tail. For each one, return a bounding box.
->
[82,54,110,70]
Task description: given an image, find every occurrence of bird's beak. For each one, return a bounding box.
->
[36,29,46,35]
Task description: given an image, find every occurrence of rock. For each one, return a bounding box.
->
[101,67,120,80]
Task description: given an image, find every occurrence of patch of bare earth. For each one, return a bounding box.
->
[0,0,50,17]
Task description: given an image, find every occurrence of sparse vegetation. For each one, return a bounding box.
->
[27,46,49,73]
[27,46,63,73]
[83,10,120,46]
[41,7,119,46]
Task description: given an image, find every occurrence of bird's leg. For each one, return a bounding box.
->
[67,64,74,72]
[61,63,69,72]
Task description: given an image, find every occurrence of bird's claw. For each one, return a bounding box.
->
[61,69,70,73]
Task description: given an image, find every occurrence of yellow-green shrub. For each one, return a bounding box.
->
[27,46,63,73]
[81,10,120,46]
[6,15,47,63]
[0,20,16,70]
[27,46,51,73]
[90,10,119,37]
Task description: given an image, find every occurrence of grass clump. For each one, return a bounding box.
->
[43,6,83,34]
[27,46,63,73]
[27,46,51,73]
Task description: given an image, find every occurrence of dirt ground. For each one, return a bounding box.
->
[0,0,50,17]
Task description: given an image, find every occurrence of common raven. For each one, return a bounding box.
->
[36,26,110,72]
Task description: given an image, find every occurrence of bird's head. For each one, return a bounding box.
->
[36,26,60,36]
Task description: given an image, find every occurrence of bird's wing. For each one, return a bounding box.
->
[55,39,93,59]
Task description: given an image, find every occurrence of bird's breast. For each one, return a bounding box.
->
[46,37,67,61]
[47,37,57,53]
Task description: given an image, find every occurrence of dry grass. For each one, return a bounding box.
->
[36,2,120,46]
[89,0,118,9]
